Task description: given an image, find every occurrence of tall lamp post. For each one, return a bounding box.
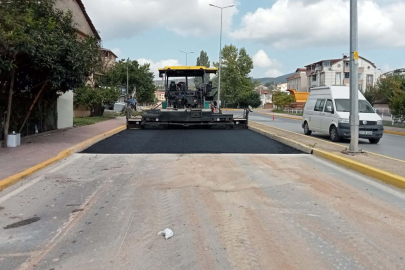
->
[209,3,234,109]
[349,0,359,152]
[179,50,194,66]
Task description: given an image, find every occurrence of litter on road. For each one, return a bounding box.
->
[158,228,174,239]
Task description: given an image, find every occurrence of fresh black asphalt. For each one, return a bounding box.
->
[82,129,303,154]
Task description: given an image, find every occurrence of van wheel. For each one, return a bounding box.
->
[329,126,341,142]
[369,138,380,144]
[303,122,312,135]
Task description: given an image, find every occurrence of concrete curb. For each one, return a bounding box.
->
[257,111,405,136]
[249,122,405,190]
[0,125,126,192]
[384,130,405,137]
[312,149,405,190]
[248,126,313,154]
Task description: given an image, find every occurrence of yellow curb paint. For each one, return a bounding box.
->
[0,125,126,192]
[250,120,405,164]
[249,121,405,190]
[384,130,405,137]
[312,149,405,190]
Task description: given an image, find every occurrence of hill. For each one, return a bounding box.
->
[253,73,294,84]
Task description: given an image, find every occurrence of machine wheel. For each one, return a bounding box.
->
[303,122,312,135]
[369,138,380,144]
[329,125,341,142]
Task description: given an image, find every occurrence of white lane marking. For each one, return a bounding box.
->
[307,155,405,201]
[0,155,81,204]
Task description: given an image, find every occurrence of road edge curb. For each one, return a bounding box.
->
[384,130,405,137]
[248,126,313,154]
[0,125,126,192]
[249,123,405,190]
[312,149,405,190]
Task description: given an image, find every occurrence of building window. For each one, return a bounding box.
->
[345,72,350,79]
[335,73,341,85]
[320,73,325,85]
[358,73,363,80]
[312,75,316,82]
[367,75,373,84]
[323,61,331,67]
[358,84,362,91]
[345,62,350,67]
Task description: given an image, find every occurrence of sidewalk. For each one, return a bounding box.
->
[0,117,126,180]
[257,110,405,133]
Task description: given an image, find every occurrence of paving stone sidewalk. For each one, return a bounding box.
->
[0,117,125,180]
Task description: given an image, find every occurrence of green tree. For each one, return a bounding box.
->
[0,0,101,144]
[272,91,295,110]
[101,59,155,104]
[74,86,119,116]
[194,50,210,88]
[213,45,259,107]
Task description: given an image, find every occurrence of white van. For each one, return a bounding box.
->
[302,86,383,144]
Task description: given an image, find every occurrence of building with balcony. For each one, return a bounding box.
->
[287,68,308,92]
[305,56,381,92]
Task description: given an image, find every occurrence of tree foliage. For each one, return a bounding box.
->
[0,0,101,137]
[364,75,405,121]
[194,50,210,88]
[74,86,119,116]
[213,45,260,107]
[272,91,295,110]
[0,0,101,94]
[101,59,155,104]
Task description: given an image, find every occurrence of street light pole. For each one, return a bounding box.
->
[179,50,194,66]
[349,0,359,152]
[209,4,234,109]
[127,62,129,96]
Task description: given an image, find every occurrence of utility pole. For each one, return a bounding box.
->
[349,0,359,152]
[127,61,129,96]
[209,4,234,110]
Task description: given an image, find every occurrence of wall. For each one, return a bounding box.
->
[57,91,73,129]
[54,0,95,38]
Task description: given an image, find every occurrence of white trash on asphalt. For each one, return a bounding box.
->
[158,228,174,239]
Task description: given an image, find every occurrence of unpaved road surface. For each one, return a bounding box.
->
[1,130,405,270]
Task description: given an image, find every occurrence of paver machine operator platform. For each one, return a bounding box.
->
[127,66,251,129]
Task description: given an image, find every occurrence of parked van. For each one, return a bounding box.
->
[302,86,383,144]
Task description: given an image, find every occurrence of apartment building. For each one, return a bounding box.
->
[286,68,308,92]
[305,56,381,92]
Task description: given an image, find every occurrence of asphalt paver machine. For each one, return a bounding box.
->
[126,66,251,129]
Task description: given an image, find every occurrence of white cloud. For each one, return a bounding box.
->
[111,48,121,57]
[84,0,238,40]
[252,50,273,68]
[137,58,181,78]
[265,69,283,77]
[231,0,405,49]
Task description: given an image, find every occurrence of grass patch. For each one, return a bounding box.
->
[272,109,303,116]
[73,116,116,126]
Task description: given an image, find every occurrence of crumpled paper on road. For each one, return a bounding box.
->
[158,228,174,239]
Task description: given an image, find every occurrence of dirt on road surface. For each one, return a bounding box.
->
[1,151,405,270]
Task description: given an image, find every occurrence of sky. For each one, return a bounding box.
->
[83,0,405,79]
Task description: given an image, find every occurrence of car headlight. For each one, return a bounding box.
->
[338,118,350,123]
[377,120,382,125]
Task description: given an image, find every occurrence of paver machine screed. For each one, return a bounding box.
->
[126,66,250,129]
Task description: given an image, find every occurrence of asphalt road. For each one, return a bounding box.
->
[249,112,405,160]
[82,129,302,154]
[1,130,405,269]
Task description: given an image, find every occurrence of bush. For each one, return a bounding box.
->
[74,86,119,116]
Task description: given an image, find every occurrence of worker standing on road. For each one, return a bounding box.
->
[130,97,137,111]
